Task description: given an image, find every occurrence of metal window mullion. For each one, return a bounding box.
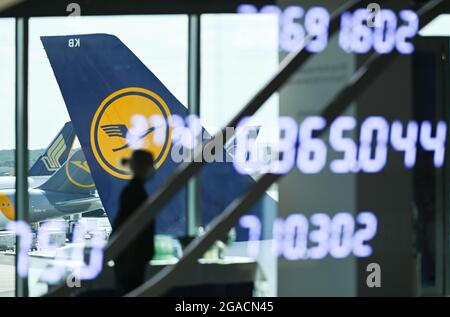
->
[14,16,29,298]
[187,13,201,237]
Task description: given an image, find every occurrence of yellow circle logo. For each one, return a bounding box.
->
[90,87,172,179]
[66,148,95,188]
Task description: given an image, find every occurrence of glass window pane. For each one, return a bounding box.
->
[27,15,188,296]
[200,13,279,296]
[0,18,16,297]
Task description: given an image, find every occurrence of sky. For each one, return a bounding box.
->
[0,14,278,150]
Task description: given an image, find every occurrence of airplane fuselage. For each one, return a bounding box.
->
[0,176,51,190]
[0,188,102,230]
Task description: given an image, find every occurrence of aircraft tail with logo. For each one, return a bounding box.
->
[38,148,95,195]
[29,121,76,176]
[41,34,275,239]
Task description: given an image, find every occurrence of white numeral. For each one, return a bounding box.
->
[420,121,447,168]
[353,212,378,257]
[330,116,358,173]
[297,116,327,174]
[390,121,419,168]
[359,117,389,173]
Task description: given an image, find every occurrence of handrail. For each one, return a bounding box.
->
[103,0,369,267]
[127,0,448,297]
[127,52,389,296]
[0,0,24,12]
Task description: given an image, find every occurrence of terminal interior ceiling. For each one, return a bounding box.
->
[0,0,449,297]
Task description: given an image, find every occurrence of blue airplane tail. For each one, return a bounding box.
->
[41,34,276,239]
[29,121,75,176]
[38,148,95,195]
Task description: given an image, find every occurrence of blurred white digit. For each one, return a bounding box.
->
[352,9,373,54]
[297,116,327,174]
[309,213,331,260]
[305,7,330,53]
[6,221,32,278]
[359,116,389,173]
[239,215,262,258]
[420,121,447,168]
[390,121,419,168]
[353,212,378,257]
[329,116,358,173]
[269,116,297,174]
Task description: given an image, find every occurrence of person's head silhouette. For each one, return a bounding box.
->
[122,150,155,181]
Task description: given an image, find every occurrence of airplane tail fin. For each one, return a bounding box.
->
[38,148,96,195]
[41,34,187,231]
[41,34,274,239]
[29,121,75,176]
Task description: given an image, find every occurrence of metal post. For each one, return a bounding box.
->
[15,16,29,297]
[187,14,201,237]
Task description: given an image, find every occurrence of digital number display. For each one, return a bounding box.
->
[237,4,419,55]
[130,114,447,174]
[7,220,104,281]
[233,116,447,175]
[239,211,378,260]
[6,221,32,278]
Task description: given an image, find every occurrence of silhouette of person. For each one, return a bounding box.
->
[112,149,156,296]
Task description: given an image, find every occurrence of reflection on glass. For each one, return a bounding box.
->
[200,14,279,296]
[0,18,16,297]
[26,15,188,296]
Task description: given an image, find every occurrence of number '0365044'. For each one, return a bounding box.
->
[233,116,446,175]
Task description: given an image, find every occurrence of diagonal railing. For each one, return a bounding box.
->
[103,0,370,266]
[127,53,390,296]
[125,0,448,297]
[47,0,368,297]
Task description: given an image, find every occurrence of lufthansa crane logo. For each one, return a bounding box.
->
[90,87,172,179]
[66,149,95,188]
